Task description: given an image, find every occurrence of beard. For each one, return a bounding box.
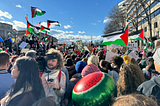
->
[47,64,57,70]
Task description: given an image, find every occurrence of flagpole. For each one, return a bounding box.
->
[16,35,18,55]
[30,6,33,24]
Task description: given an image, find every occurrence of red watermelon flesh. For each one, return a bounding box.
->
[74,72,103,93]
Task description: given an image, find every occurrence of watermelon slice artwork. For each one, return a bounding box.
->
[72,72,117,106]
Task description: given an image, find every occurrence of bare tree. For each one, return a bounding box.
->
[127,0,153,40]
[139,0,152,41]
[104,5,126,34]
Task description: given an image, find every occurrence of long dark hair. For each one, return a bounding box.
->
[11,56,45,100]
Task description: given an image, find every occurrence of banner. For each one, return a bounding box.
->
[128,43,138,51]
[76,40,83,51]
[107,44,121,51]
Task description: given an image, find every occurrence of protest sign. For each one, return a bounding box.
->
[76,40,83,51]
[105,51,118,62]
[84,46,90,52]
[128,51,139,60]
[19,42,28,49]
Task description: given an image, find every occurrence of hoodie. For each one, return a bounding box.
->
[136,76,160,106]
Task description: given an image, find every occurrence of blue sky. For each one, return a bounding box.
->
[0,0,122,42]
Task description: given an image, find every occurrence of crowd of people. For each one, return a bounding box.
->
[0,40,160,106]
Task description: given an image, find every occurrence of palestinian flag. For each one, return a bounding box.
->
[147,38,153,45]
[41,25,50,33]
[25,30,31,37]
[101,26,129,46]
[143,38,153,52]
[27,21,40,35]
[13,29,17,34]
[129,29,144,41]
[8,32,12,36]
[42,35,49,42]
[47,20,60,28]
[31,6,46,18]
[47,36,52,41]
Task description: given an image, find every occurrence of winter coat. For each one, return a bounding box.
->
[41,69,66,106]
[136,76,160,106]
[1,87,37,106]
[65,65,77,79]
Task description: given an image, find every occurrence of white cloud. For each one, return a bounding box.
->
[0,17,5,20]
[49,29,101,42]
[103,17,111,23]
[41,22,47,27]
[65,31,74,33]
[0,10,12,19]
[0,20,26,30]
[78,31,85,34]
[12,20,26,30]
[64,25,71,29]
[92,23,97,25]
[16,5,22,8]
[0,21,13,26]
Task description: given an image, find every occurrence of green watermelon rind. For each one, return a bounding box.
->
[73,73,105,95]
[72,72,117,106]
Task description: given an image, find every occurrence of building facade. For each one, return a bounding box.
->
[0,22,12,40]
[126,0,160,39]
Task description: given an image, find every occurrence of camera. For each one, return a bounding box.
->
[47,78,54,82]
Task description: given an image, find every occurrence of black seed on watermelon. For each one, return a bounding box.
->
[72,72,117,106]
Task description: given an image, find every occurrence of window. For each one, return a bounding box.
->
[154,22,158,28]
[144,27,147,32]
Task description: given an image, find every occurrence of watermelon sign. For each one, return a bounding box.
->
[72,72,117,106]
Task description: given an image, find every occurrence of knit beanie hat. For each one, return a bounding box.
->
[75,61,86,73]
[123,55,131,63]
[81,64,100,77]
[64,58,73,66]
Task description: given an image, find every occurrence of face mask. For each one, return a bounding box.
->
[111,63,114,68]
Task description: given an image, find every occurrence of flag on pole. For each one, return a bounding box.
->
[47,20,60,28]
[25,15,28,21]
[31,6,46,18]
[101,26,129,46]
[13,29,17,34]
[43,35,49,42]
[47,36,52,41]
[11,38,15,43]
[25,30,31,37]
[147,38,153,46]
[9,38,13,43]
[129,29,144,41]
[41,25,50,33]
[8,32,12,36]
[27,21,40,35]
